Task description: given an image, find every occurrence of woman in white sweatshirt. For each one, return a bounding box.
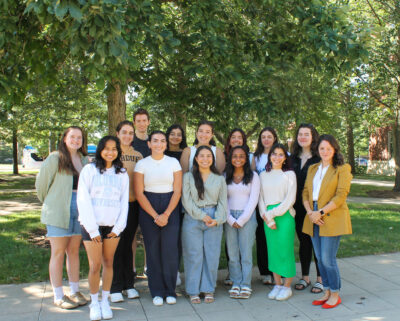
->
[78,136,129,321]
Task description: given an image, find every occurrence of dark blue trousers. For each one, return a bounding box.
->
[139,191,180,298]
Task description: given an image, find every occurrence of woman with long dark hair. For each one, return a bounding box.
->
[251,127,278,285]
[165,124,188,161]
[259,143,297,301]
[224,146,260,299]
[290,123,323,293]
[180,120,225,174]
[302,134,352,309]
[110,121,143,303]
[182,146,227,304]
[134,131,182,306]
[36,126,88,309]
[78,136,129,320]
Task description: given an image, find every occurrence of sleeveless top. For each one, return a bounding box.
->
[254,153,268,174]
[189,145,217,171]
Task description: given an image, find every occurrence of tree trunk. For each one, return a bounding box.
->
[107,80,126,136]
[12,128,18,175]
[49,132,57,153]
[344,98,356,173]
[393,109,400,191]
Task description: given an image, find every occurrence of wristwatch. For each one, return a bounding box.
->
[319,209,325,216]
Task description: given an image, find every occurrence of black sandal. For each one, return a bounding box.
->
[295,279,311,290]
[311,282,324,293]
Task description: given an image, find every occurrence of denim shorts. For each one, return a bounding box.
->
[46,192,81,237]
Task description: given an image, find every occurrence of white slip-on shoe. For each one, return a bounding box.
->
[153,296,163,306]
[276,286,292,301]
[110,292,124,303]
[166,296,176,305]
[124,288,140,299]
[100,300,113,320]
[268,285,282,300]
[89,302,101,321]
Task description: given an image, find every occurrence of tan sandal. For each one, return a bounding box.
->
[204,293,214,303]
[190,295,201,304]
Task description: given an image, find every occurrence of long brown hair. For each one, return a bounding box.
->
[58,126,87,174]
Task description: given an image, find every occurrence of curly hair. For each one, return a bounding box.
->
[266,143,292,172]
[95,136,125,174]
[225,146,254,185]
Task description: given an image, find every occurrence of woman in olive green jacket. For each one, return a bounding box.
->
[36,126,89,309]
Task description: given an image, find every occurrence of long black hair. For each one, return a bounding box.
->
[266,143,292,172]
[224,128,250,156]
[193,120,216,146]
[317,134,344,168]
[254,127,278,159]
[291,123,319,157]
[166,124,188,150]
[225,146,254,185]
[95,136,125,174]
[192,145,219,199]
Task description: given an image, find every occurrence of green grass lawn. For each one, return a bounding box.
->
[349,183,393,197]
[0,174,36,190]
[1,203,398,284]
[354,173,395,182]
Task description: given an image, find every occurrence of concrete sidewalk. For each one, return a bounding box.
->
[1,253,400,321]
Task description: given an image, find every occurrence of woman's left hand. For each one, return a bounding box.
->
[309,211,324,226]
[232,222,241,229]
[107,232,119,238]
[206,219,217,227]
[155,213,169,227]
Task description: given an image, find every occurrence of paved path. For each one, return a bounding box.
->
[347,196,400,205]
[352,179,394,187]
[1,252,400,321]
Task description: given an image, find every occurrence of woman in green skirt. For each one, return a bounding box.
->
[258,143,297,301]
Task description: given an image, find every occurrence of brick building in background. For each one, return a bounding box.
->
[368,126,395,175]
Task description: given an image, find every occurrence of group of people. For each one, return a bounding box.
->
[35,108,353,321]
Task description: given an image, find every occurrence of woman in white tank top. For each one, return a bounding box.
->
[180,120,225,174]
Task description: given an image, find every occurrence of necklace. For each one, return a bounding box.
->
[233,174,244,183]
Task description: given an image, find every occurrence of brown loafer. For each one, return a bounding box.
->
[70,292,88,306]
[54,295,79,309]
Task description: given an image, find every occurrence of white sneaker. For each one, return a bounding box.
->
[100,300,113,320]
[89,302,101,321]
[276,286,292,301]
[268,285,282,300]
[153,296,163,306]
[262,275,273,285]
[176,272,182,286]
[166,296,176,305]
[124,288,139,299]
[110,292,124,303]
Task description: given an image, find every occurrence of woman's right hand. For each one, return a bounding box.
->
[91,235,102,243]
[202,215,213,224]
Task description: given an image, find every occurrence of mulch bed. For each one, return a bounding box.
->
[367,190,400,199]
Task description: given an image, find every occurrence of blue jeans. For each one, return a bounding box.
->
[311,202,341,292]
[224,210,257,288]
[182,207,223,296]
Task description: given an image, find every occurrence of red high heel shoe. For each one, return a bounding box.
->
[322,296,341,309]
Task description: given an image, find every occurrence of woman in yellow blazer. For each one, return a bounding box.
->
[302,134,352,309]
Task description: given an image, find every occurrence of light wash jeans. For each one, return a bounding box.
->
[224,210,257,288]
[311,202,342,292]
[182,207,223,296]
